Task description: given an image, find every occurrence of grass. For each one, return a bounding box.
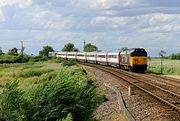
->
[62,59,76,67]
[0,62,61,90]
[15,68,54,78]
[0,61,103,121]
[147,58,180,75]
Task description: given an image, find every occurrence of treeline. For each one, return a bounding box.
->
[168,53,180,60]
[0,46,53,63]
[0,53,48,63]
[0,42,99,64]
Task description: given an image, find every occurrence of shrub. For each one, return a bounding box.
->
[49,57,64,63]
[29,56,48,62]
[0,67,104,121]
[169,53,180,60]
[0,55,21,63]
[62,59,76,66]
[0,54,31,63]
[61,113,73,121]
[16,68,54,78]
[0,81,25,120]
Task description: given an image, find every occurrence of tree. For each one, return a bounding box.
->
[159,50,166,74]
[62,43,79,52]
[7,48,18,56]
[39,46,54,57]
[84,43,98,52]
[0,49,4,55]
[169,53,180,60]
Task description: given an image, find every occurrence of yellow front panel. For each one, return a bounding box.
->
[130,56,147,67]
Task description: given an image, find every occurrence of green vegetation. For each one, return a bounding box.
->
[0,50,4,55]
[15,68,54,78]
[0,45,55,64]
[39,45,54,57]
[84,43,98,52]
[0,54,49,63]
[147,58,180,75]
[48,57,64,63]
[29,56,48,62]
[62,43,79,52]
[0,62,103,121]
[62,59,76,66]
[169,53,180,60]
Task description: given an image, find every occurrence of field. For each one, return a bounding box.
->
[147,59,180,77]
[0,61,103,121]
[0,62,61,91]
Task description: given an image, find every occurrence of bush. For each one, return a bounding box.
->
[169,53,180,60]
[0,54,21,63]
[0,54,31,63]
[16,68,54,78]
[0,81,24,120]
[0,67,103,121]
[61,113,73,121]
[29,56,48,62]
[49,57,64,63]
[62,59,76,66]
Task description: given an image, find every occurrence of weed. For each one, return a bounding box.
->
[15,69,54,78]
[62,59,76,66]
[49,57,64,63]
[147,59,180,75]
[0,67,104,121]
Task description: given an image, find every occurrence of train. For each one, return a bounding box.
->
[49,48,148,72]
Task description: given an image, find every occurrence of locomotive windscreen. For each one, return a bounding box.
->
[131,49,147,57]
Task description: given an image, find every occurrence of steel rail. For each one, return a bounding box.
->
[79,62,180,113]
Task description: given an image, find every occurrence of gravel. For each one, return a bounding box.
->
[85,66,180,121]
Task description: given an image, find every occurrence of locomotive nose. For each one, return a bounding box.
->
[133,57,147,65]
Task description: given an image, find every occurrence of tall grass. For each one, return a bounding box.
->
[48,57,64,63]
[0,67,103,121]
[147,59,180,75]
[15,68,54,78]
[62,59,76,67]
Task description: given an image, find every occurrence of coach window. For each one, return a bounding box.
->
[78,54,84,57]
[99,55,105,58]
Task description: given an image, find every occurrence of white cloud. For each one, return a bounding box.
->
[90,16,130,29]
[32,7,74,30]
[0,0,32,8]
[90,13,180,33]
[137,13,180,32]
[0,10,5,22]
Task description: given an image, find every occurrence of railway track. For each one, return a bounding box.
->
[79,62,180,113]
[129,72,180,88]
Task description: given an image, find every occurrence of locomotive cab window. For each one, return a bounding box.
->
[131,49,147,57]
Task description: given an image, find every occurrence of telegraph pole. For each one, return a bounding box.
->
[83,40,86,52]
[21,41,24,62]
[160,55,163,74]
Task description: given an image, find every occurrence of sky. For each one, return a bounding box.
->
[0,0,180,57]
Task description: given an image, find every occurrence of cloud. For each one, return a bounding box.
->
[137,13,180,33]
[0,10,5,22]
[31,7,75,30]
[0,0,179,56]
[0,0,32,8]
